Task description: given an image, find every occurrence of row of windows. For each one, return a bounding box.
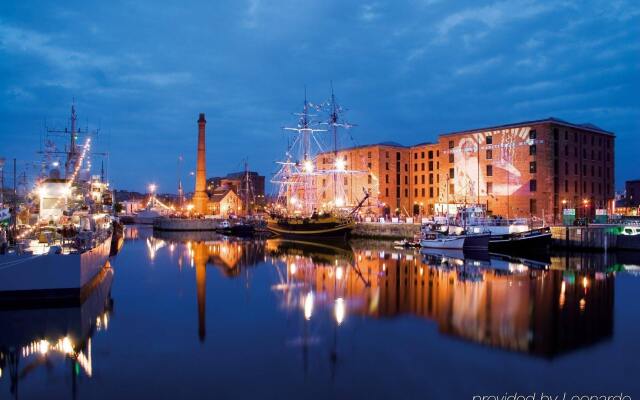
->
[414,187,438,198]
[413,150,438,160]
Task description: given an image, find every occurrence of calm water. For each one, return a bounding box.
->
[2,226,640,399]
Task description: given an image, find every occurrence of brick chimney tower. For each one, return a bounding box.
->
[193,113,209,214]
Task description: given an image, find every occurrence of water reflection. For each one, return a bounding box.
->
[152,229,265,342]
[0,265,114,399]
[264,238,615,359]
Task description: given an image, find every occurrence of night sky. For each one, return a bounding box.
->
[0,0,638,193]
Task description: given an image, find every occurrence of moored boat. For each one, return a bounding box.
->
[420,232,466,249]
[488,226,552,252]
[267,215,354,238]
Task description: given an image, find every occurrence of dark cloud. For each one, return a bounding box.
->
[0,0,638,192]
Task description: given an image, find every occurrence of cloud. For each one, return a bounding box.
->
[454,56,502,75]
[436,0,557,41]
[0,22,114,71]
[5,86,35,101]
[243,0,261,28]
[120,72,192,87]
[359,3,382,22]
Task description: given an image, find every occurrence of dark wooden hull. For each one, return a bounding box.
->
[489,227,552,253]
[267,220,354,238]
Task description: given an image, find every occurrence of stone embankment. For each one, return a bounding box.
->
[352,222,420,240]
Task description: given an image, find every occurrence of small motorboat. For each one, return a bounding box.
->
[420,232,465,249]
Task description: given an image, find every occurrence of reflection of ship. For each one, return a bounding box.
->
[0,265,114,399]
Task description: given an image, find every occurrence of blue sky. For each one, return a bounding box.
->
[0,0,638,193]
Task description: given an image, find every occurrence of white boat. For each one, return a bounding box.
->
[133,208,162,224]
[0,103,114,303]
[420,232,465,249]
[0,229,112,301]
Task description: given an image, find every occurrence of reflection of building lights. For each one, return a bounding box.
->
[39,339,50,355]
[290,263,297,274]
[61,336,74,354]
[335,298,346,325]
[336,266,344,280]
[582,277,588,289]
[579,298,586,312]
[304,292,314,320]
[559,281,566,309]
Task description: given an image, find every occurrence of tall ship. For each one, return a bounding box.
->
[0,103,114,303]
[268,89,368,238]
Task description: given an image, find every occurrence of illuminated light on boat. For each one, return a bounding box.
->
[335,197,345,207]
[290,263,297,274]
[303,160,314,173]
[336,266,344,280]
[304,292,314,320]
[335,158,346,171]
[334,298,346,325]
[39,339,50,355]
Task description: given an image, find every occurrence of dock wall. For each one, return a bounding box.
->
[551,225,640,251]
[352,223,420,240]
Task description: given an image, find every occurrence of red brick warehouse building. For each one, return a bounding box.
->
[314,117,615,223]
[439,118,615,222]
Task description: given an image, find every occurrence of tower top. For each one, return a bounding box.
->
[198,113,206,123]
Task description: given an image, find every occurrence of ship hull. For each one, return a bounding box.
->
[463,233,491,251]
[0,233,112,305]
[267,220,354,238]
[488,227,552,253]
[420,236,465,250]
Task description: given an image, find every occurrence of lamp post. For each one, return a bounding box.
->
[583,198,590,227]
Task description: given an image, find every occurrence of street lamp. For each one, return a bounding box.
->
[583,198,590,227]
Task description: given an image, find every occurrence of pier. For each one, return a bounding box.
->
[550,225,640,251]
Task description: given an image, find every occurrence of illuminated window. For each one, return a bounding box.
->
[486,135,493,144]
[486,149,492,160]
[530,161,537,173]
[486,165,493,176]
[449,153,454,163]
[529,129,537,140]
